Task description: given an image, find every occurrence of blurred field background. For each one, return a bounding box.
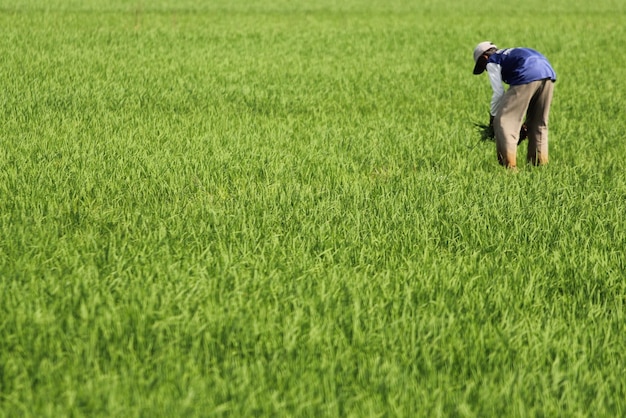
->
[0,0,625,416]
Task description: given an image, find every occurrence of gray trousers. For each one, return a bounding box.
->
[494,79,555,168]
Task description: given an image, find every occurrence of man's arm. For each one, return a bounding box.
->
[486,62,504,117]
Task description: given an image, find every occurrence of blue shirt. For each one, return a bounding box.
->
[488,48,556,86]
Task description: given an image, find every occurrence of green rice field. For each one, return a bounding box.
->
[1,0,625,416]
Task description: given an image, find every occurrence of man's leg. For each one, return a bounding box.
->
[525,79,554,165]
[494,82,538,168]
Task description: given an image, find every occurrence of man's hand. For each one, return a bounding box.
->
[475,116,495,141]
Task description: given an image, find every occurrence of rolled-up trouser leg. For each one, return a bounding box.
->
[494,81,543,168]
[525,79,554,165]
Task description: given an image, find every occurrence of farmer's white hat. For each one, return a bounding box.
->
[473,41,497,74]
